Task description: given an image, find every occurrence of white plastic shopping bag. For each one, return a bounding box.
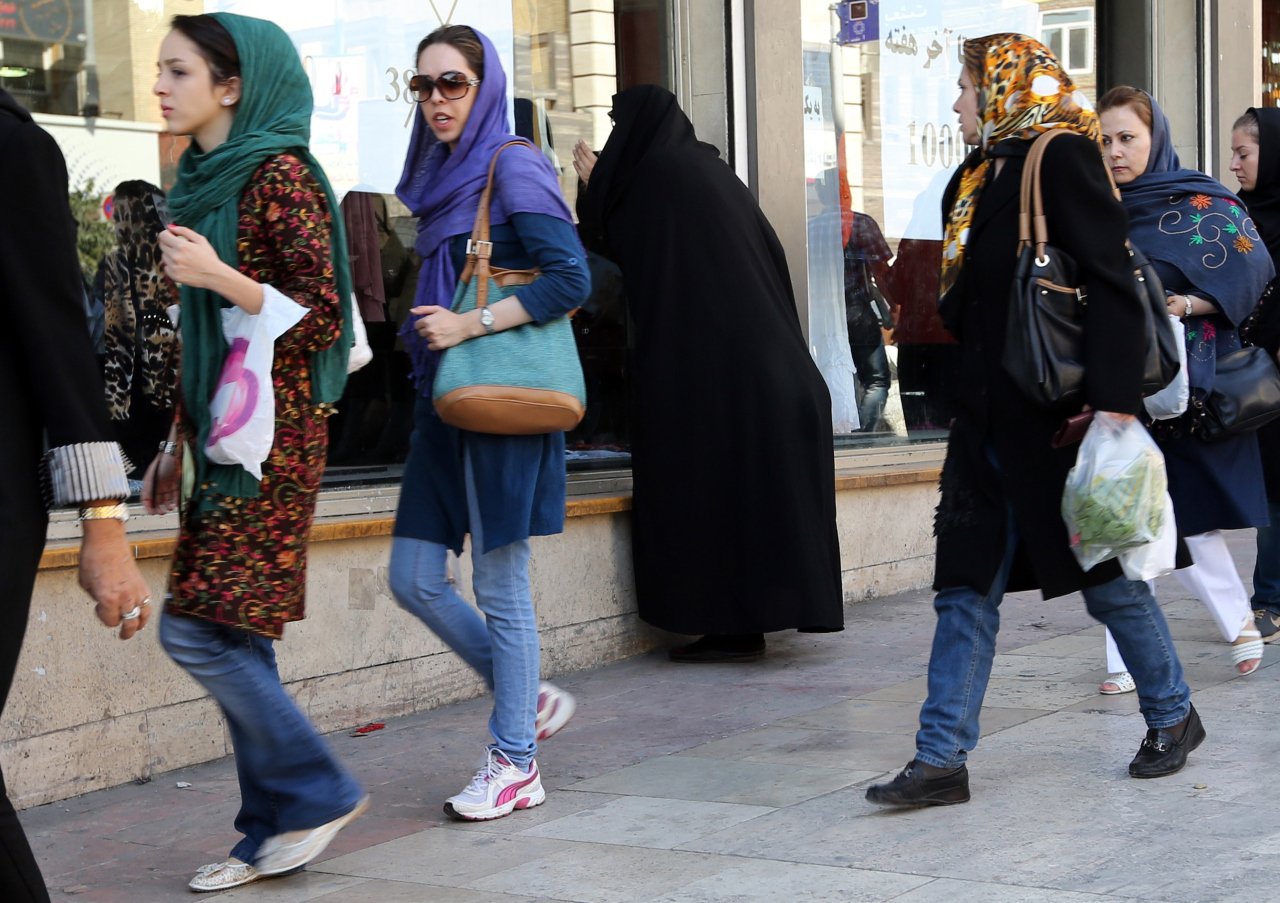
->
[1117,489,1177,581]
[1061,413,1169,571]
[347,294,373,374]
[205,286,308,480]
[1142,315,1189,420]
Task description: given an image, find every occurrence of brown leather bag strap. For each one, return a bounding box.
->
[1020,128,1133,260]
[1023,129,1072,258]
[466,140,532,308]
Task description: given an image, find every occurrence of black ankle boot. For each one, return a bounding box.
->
[1128,704,1206,779]
[668,634,765,663]
[865,760,970,807]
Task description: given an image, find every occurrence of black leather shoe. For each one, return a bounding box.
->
[865,760,970,807]
[668,634,765,663]
[1128,704,1206,779]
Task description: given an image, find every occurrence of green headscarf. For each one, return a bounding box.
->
[166,12,352,512]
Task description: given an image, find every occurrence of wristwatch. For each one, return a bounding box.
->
[79,502,129,523]
[479,307,496,335]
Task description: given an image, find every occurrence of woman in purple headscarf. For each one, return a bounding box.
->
[386,25,590,821]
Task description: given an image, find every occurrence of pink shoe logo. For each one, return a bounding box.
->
[207,337,259,446]
[495,764,539,807]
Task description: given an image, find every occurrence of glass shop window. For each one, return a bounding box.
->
[24,0,670,491]
[799,0,1096,450]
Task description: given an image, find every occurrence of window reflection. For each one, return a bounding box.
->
[802,0,1097,448]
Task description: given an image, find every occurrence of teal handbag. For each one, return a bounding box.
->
[432,142,586,435]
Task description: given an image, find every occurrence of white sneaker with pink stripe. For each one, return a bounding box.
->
[444,748,546,821]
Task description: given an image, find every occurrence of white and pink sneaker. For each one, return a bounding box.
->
[444,748,545,821]
[535,681,577,741]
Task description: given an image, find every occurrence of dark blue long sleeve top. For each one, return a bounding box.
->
[394,212,591,553]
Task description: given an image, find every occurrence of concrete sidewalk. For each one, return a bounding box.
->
[22,530,1280,902]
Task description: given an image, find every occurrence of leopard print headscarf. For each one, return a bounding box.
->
[939,34,1100,299]
[102,181,179,420]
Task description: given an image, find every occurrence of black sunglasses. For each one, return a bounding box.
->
[409,70,481,103]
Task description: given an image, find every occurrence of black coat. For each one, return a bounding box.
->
[0,89,117,566]
[933,133,1148,599]
[0,89,123,891]
[582,87,843,634]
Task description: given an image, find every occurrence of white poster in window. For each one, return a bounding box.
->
[208,1,514,197]
[878,0,1037,240]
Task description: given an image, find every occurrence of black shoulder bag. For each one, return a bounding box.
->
[1001,129,1180,410]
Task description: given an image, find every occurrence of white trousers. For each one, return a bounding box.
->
[1105,531,1251,673]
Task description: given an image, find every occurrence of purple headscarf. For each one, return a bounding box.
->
[396,27,573,389]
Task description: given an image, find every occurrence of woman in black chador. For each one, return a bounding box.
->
[575,85,843,662]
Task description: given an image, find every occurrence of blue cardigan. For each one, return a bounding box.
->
[394,213,591,553]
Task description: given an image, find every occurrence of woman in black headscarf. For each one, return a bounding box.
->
[1232,106,1280,640]
[574,85,843,662]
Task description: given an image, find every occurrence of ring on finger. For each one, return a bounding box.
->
[121,605,142,621]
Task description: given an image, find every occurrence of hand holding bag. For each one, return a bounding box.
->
[1002,129,1180,410]
[432,142,586,434]
[1061,412,1169,571]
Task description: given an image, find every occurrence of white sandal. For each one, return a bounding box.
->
[1233,620,1264,675]
[1099,671,1135,695]
[188,858,261,892]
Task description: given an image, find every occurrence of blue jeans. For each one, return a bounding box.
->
[916,515,1191,769]
[1253,499,1280,614]
[159,614,365,864]
[389,451,539,768]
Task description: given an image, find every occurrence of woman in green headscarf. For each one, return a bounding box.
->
[140,13,364,893]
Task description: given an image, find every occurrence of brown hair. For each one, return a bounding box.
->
[1233,109,1260,140]
[169,14,240,86]
[1098,86,1154,130]
[415,25,484,78]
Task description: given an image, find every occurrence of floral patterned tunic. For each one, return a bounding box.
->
[166,154,342,640]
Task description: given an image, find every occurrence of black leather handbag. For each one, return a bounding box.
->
[1002,129,1180,410]
[1193,345,1280,441]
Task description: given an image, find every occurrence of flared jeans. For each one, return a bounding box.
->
[159,614,365,864]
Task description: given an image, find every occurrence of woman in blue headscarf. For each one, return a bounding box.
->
[387,25,590,822]
[1095,87,1275,692]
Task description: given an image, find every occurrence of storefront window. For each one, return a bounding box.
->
[1265,0,1280,106]
[801,0,1097,449]
[8,0,661,488]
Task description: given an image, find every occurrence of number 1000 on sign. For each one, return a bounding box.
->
[906,121,964,168]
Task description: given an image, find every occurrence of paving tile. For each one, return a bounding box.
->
[643,860,931,902]
[214,872,373,902]
[516,795,774,849]
[674,725,912,772]
[773,698,1050,737]
[467,844,731,903]
[888,878,1133,902]
[311,829,577,886]
[563,754,860,806]
[224,876,537,902]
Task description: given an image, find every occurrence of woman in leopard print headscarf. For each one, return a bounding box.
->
[101,180,179,473]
